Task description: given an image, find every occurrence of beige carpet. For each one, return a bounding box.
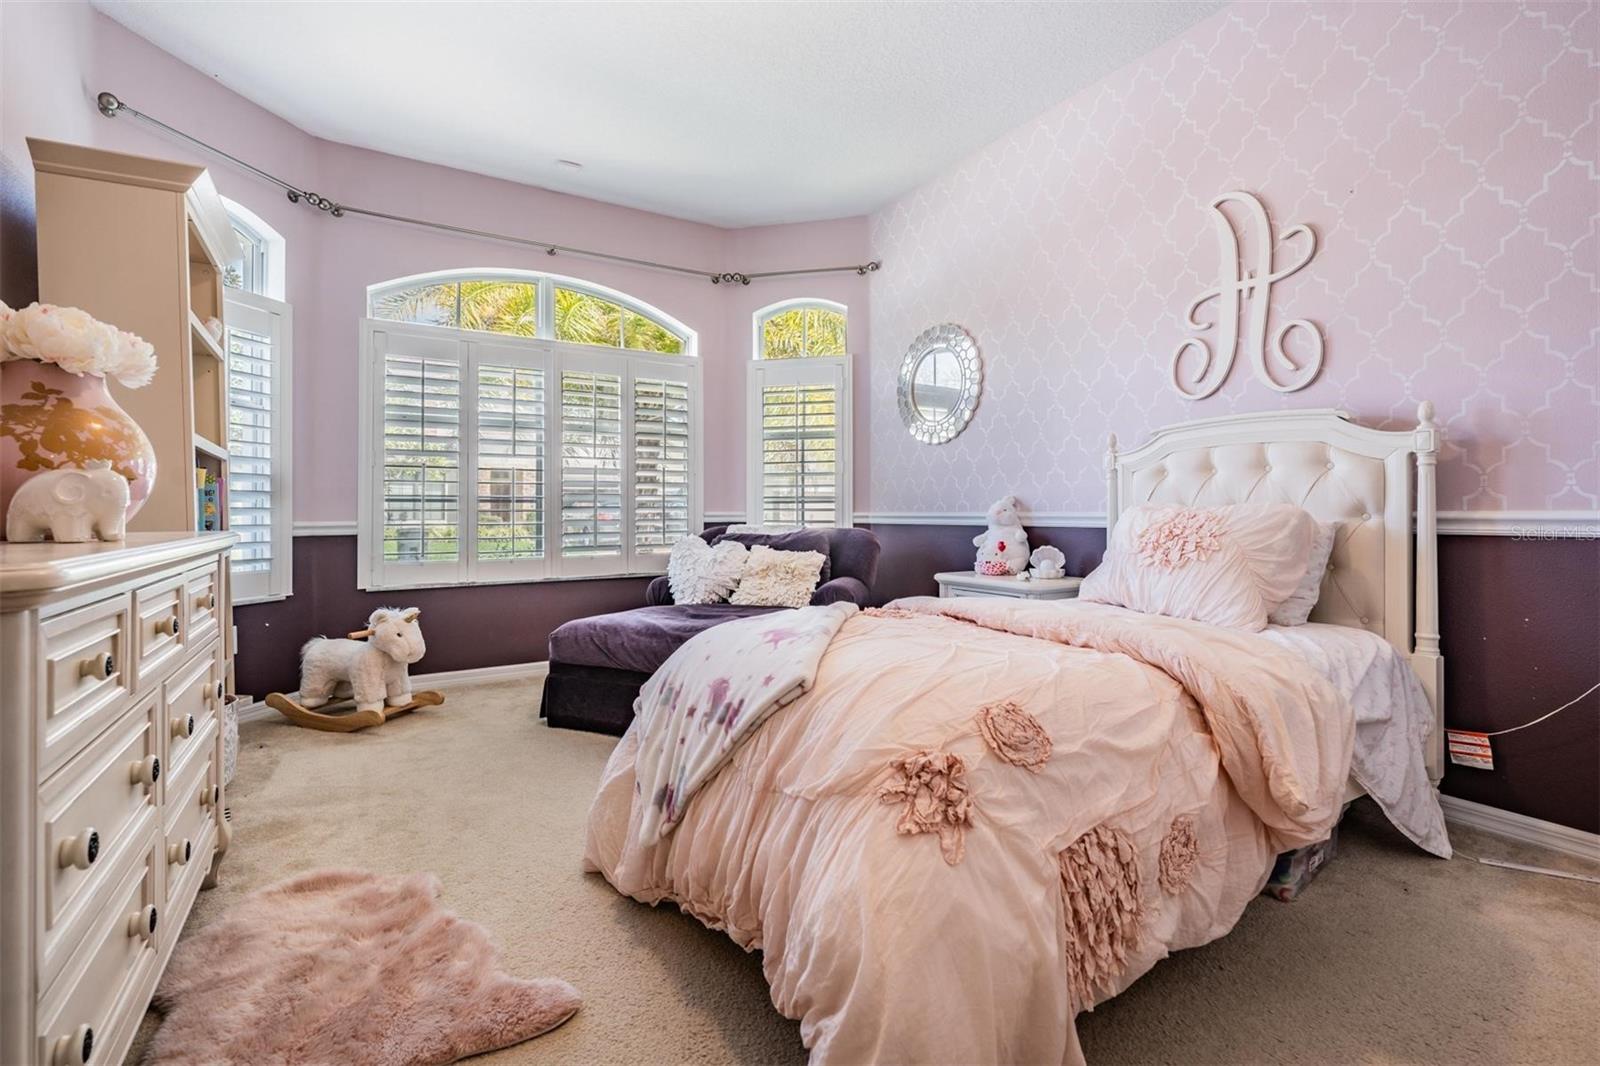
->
[135,678,1600,1066]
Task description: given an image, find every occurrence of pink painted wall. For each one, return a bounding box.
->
[865,2,1599,517]
[1,1,870,522]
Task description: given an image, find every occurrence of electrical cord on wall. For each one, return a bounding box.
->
[1468,681,1599,737]
[1450,680,1600,883]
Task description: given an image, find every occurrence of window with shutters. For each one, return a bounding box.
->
[632,375,692,553]
[749,300,851,528]
[359,272,698,590]
[222,200,293,603]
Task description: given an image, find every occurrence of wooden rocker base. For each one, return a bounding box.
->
[265,690,445,733]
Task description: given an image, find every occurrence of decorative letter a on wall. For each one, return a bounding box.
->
[1170,191,1323,400]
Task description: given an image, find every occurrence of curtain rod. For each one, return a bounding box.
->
[96,91,881,286]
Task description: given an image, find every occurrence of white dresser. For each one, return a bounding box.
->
[935,570,1083,600]
[1,533,236,1066]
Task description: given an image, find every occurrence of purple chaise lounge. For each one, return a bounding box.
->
[539,526,881,734]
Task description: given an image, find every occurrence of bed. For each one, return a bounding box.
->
[583,407,1450,1065]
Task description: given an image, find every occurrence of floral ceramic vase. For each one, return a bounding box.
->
[0,359,157,531]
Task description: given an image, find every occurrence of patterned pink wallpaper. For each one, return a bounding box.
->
[867,2,1598,516]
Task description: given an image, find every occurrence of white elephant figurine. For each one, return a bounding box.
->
[4,461,130,543]
[299,608,427,714]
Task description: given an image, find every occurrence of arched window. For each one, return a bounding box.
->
[369,270,690,355]
[748,300,851,528]
[754,298,847,360]
[359,270,699,589]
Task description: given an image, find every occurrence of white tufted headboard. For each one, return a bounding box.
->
[1107,406,1444,782]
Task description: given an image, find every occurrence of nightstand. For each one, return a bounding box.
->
[934,571,1083,600]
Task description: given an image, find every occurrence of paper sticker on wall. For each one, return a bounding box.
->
[1171,190,1323,400]
[1446,729,1494,770]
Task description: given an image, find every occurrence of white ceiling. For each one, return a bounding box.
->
[95,1,1223,228]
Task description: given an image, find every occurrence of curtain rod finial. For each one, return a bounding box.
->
[96,92,121,118]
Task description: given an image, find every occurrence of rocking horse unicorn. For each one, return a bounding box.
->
[266,608,445,732]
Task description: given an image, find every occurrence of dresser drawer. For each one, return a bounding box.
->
[161,641,224,792]
[39,700,161,988]
[37,838,159,1066]
[38,593,131,778]
[163,715,217,833]
[132,572,187,687]
[163,740,218,914]
[182,562,222,648]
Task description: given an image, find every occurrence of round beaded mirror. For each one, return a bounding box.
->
[897,324,981,444]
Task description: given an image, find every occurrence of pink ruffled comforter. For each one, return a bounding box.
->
[583,598,1356,1065]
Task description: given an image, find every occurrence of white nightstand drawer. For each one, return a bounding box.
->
[934,571,1082,601]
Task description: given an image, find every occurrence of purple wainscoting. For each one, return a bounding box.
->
[236,527,1598,833]
[862,524,1106,603]
[861,524,1600,834]
[1436,534,1599,833]
[232,536,651,699]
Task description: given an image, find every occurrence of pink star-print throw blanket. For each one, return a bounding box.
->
[634,602,859,843]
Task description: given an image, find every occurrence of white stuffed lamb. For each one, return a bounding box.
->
[973,495,1030,575]
[299,608,426,714]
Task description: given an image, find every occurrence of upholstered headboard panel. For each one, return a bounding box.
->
[1122,439,1398,637]
[1107,407,1445,781]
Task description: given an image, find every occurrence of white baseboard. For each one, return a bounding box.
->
[236,660,550,723]
[1439,794,1600,862]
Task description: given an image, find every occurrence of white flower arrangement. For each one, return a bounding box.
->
[0,300,157,388]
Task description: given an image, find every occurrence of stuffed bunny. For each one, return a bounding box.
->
[973,495,1030,575]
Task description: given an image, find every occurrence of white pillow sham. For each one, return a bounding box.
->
[1079,503,1318,631]
[1268,519,1338,626]
[667,536,748,605]
[729,545,826,608]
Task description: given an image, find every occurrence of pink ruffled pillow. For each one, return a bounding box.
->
[1080,504,1319,631]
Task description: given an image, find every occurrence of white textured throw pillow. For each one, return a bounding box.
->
[1079,503,1318,631]
[1268,519,1338,626]
[667,536,748,605]
[728,545,826,608]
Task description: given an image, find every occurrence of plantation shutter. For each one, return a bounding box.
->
[749,359,849,527]
[472,339,549,581]
[558,361,625,573]
[224,291,291,603]
[361,319,701,589]
[631,368,693,565]
[369,327,465,587]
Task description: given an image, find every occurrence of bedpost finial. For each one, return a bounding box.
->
[1105,432,1118,472]
[1417,400,1435,427]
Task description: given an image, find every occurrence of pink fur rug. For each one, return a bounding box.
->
[149,869,581,1065]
